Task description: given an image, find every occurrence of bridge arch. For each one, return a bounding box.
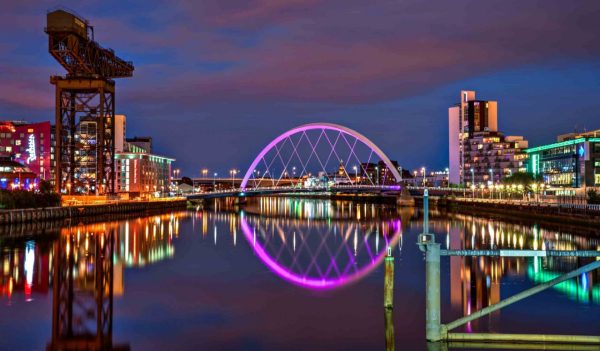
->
[240,122,402,189]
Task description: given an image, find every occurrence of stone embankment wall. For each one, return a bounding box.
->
[446,198,600,226]
[0,199,187,225]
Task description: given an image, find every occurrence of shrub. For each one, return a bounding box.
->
[588,189,600,205]
[0,190,61,209]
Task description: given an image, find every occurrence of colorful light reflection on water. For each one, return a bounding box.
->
[0,198,599,350]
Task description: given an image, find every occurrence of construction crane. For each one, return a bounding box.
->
[45,9,134,195]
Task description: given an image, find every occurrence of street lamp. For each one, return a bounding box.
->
[213,172,217,190]
[489,168,494,186]
[375,166,379,185]
[353,165,357,184]
[398,166,403,181]
[421,167,426,187]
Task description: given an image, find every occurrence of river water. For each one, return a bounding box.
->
[1,197,599,350]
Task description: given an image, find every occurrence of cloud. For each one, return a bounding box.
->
[116,0,600,105]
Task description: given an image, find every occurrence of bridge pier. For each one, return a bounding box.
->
[396,185,415,207]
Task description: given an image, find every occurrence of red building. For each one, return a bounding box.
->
[0,121,52,181]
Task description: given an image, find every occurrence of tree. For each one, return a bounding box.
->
[588,189,600,204]
[501,172,544,198]
[39,180,54,194]
[501,172,542,186]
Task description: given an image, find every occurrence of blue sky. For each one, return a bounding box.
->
[1,0,600,176]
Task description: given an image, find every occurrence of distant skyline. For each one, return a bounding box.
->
[2,0,600,176]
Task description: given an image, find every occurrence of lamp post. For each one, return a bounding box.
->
[421,167,426,187]
[213,172,217,190]
[375,166,379,186]
[353,166,357,184]
[398,166,403,182]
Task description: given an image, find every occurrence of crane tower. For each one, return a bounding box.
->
[45,9,134,194]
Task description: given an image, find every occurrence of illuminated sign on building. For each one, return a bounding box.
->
[26,134,36,164]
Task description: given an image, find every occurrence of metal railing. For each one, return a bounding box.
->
[417,190,600,345]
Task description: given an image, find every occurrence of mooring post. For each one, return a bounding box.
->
[384,307,395,351]
[418,189,444,342]
[425,239,442,341]
[384,246,394,309]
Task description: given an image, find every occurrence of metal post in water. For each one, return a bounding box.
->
[384,307,395,351]
[418,188,443,342]
[384,246,394,309]
[423,188,429,234]
[425,241,442,341]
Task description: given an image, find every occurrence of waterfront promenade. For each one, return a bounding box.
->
[0,197,186,226]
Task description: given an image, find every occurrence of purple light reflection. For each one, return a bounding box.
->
[240,215,402,290]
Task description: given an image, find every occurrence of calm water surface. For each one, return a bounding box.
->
[1,197,599,350]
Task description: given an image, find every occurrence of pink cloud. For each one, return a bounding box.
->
[120,0,600,105]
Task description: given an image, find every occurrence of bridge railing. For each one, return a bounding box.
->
[187,184,403,197]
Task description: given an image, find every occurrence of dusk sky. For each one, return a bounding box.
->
[2,0,600,176]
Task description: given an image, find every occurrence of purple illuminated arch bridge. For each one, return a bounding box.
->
[240,212,402,290]
[240,123,402,191]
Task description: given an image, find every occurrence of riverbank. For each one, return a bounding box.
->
[443,197,600,228]
[0,198,187,226]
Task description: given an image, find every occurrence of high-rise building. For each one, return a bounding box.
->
[115,114,126,153]
[449,91,527,186]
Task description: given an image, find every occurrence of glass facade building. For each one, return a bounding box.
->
[526,137,600,188]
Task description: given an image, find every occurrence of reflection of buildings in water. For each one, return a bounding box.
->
[245,196,400,221]
[48,228,117,350]
[449,215,600,328]
[0,240,51,301]
[47,229,130,351]
[0,212,186,303]
[114,213,183,268]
